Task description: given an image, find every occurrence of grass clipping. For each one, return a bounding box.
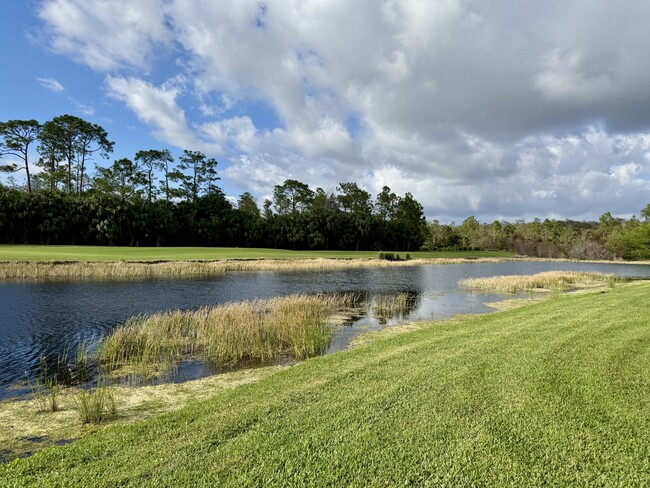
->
[459,270,616,293]
[98,294,339,371]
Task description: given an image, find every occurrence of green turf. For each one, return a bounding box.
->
[0,245,513,262]
[2,283,649,486]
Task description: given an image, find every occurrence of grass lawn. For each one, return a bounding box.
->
[2,282,649,486]
[0,245,513,262]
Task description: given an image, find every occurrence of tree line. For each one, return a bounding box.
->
[1,115,648,258]
[0,116,427,250]
[424,209,650,260]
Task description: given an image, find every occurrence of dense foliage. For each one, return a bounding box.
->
[423,209,650,260]
[0,116,427,250]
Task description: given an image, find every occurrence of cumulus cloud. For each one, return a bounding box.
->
[38,0,170,71]
[37,77,65,92]
[37,0,650,220]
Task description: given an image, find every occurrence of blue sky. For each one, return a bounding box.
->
[2,1,650,222]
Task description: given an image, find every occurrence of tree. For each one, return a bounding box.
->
[135,149,174,202]
[641,204,650,222]
[375,186,398,222]
[394,192,427,251]
[170,150,220,202]
[273,179,314,214]
[238,192,260,217]
[337,182,372,250]
[93,158,146,200]
[38,115,113,193]
[0,120,41,194]
[458,216,481,249]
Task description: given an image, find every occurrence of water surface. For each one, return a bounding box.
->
[1,260,648,398]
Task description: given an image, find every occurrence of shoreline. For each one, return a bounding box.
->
[0,255,648,281]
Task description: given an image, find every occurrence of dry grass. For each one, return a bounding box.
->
[0,257,509,281]
[98,294,346,372]
[459,271,616,293]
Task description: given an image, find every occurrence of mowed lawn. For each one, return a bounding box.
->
[0,245,513,262]
[2,283,649,486]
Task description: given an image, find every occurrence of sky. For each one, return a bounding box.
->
[1,0,650,223]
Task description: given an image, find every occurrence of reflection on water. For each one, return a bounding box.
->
[1,260,649,398]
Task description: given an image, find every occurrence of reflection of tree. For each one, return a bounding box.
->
[372,290,421,325]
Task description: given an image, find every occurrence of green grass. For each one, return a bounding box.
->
[2,283,649,486]
[0,244,513,262]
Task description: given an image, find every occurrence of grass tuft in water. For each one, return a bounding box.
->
[459,271,616,293]
[98,294,344,372]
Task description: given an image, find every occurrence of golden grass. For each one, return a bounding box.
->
[98,294,347,371]
[0,257,509,281]
[459,271,616,293]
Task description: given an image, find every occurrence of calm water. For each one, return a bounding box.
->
[1,260,648,398]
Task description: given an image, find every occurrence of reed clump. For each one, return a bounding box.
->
[372,292,419,323]
[459,271,615,293]
[98,295,341,371]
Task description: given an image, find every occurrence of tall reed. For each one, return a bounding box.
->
[98,294,340,371]
[459,271,614,293]
[0,257,508,281]
[372,292,419,324]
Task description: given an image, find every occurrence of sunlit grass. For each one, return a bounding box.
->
[97,295,345,372]
[0,255,512,281]
[459,270,617,293]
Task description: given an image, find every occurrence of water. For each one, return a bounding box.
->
[1,260,648,398]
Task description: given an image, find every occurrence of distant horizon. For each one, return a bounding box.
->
[2,1,649,223]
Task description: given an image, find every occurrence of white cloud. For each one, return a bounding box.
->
[37,77,65,92]
[38,0,170,71]
[105,75,216,152]
[37,0,650,220]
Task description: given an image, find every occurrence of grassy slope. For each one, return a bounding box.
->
[2,283,649,486]
[0,245,513,262]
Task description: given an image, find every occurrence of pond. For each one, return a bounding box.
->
[1,260,648,399]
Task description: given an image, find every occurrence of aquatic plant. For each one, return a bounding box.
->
[459,271,616,293]
[0,256,508,281]
[97,294,346,372]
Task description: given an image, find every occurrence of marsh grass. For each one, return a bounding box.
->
[372,292,420,324]
[30,377,60,413]
[73,379,117,424]
[0,257,509,281]
[98,294,344,372]
[459,270,616,293]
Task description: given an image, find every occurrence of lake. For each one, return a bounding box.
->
[1,260,648,398]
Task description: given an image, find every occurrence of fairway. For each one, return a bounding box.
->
[2,283,649,486]
[0,245,513,262]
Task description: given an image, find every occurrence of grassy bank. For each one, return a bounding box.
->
[2,282,649,485]
[0,245,513,262]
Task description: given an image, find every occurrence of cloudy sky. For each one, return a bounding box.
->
[2,0,650,222]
